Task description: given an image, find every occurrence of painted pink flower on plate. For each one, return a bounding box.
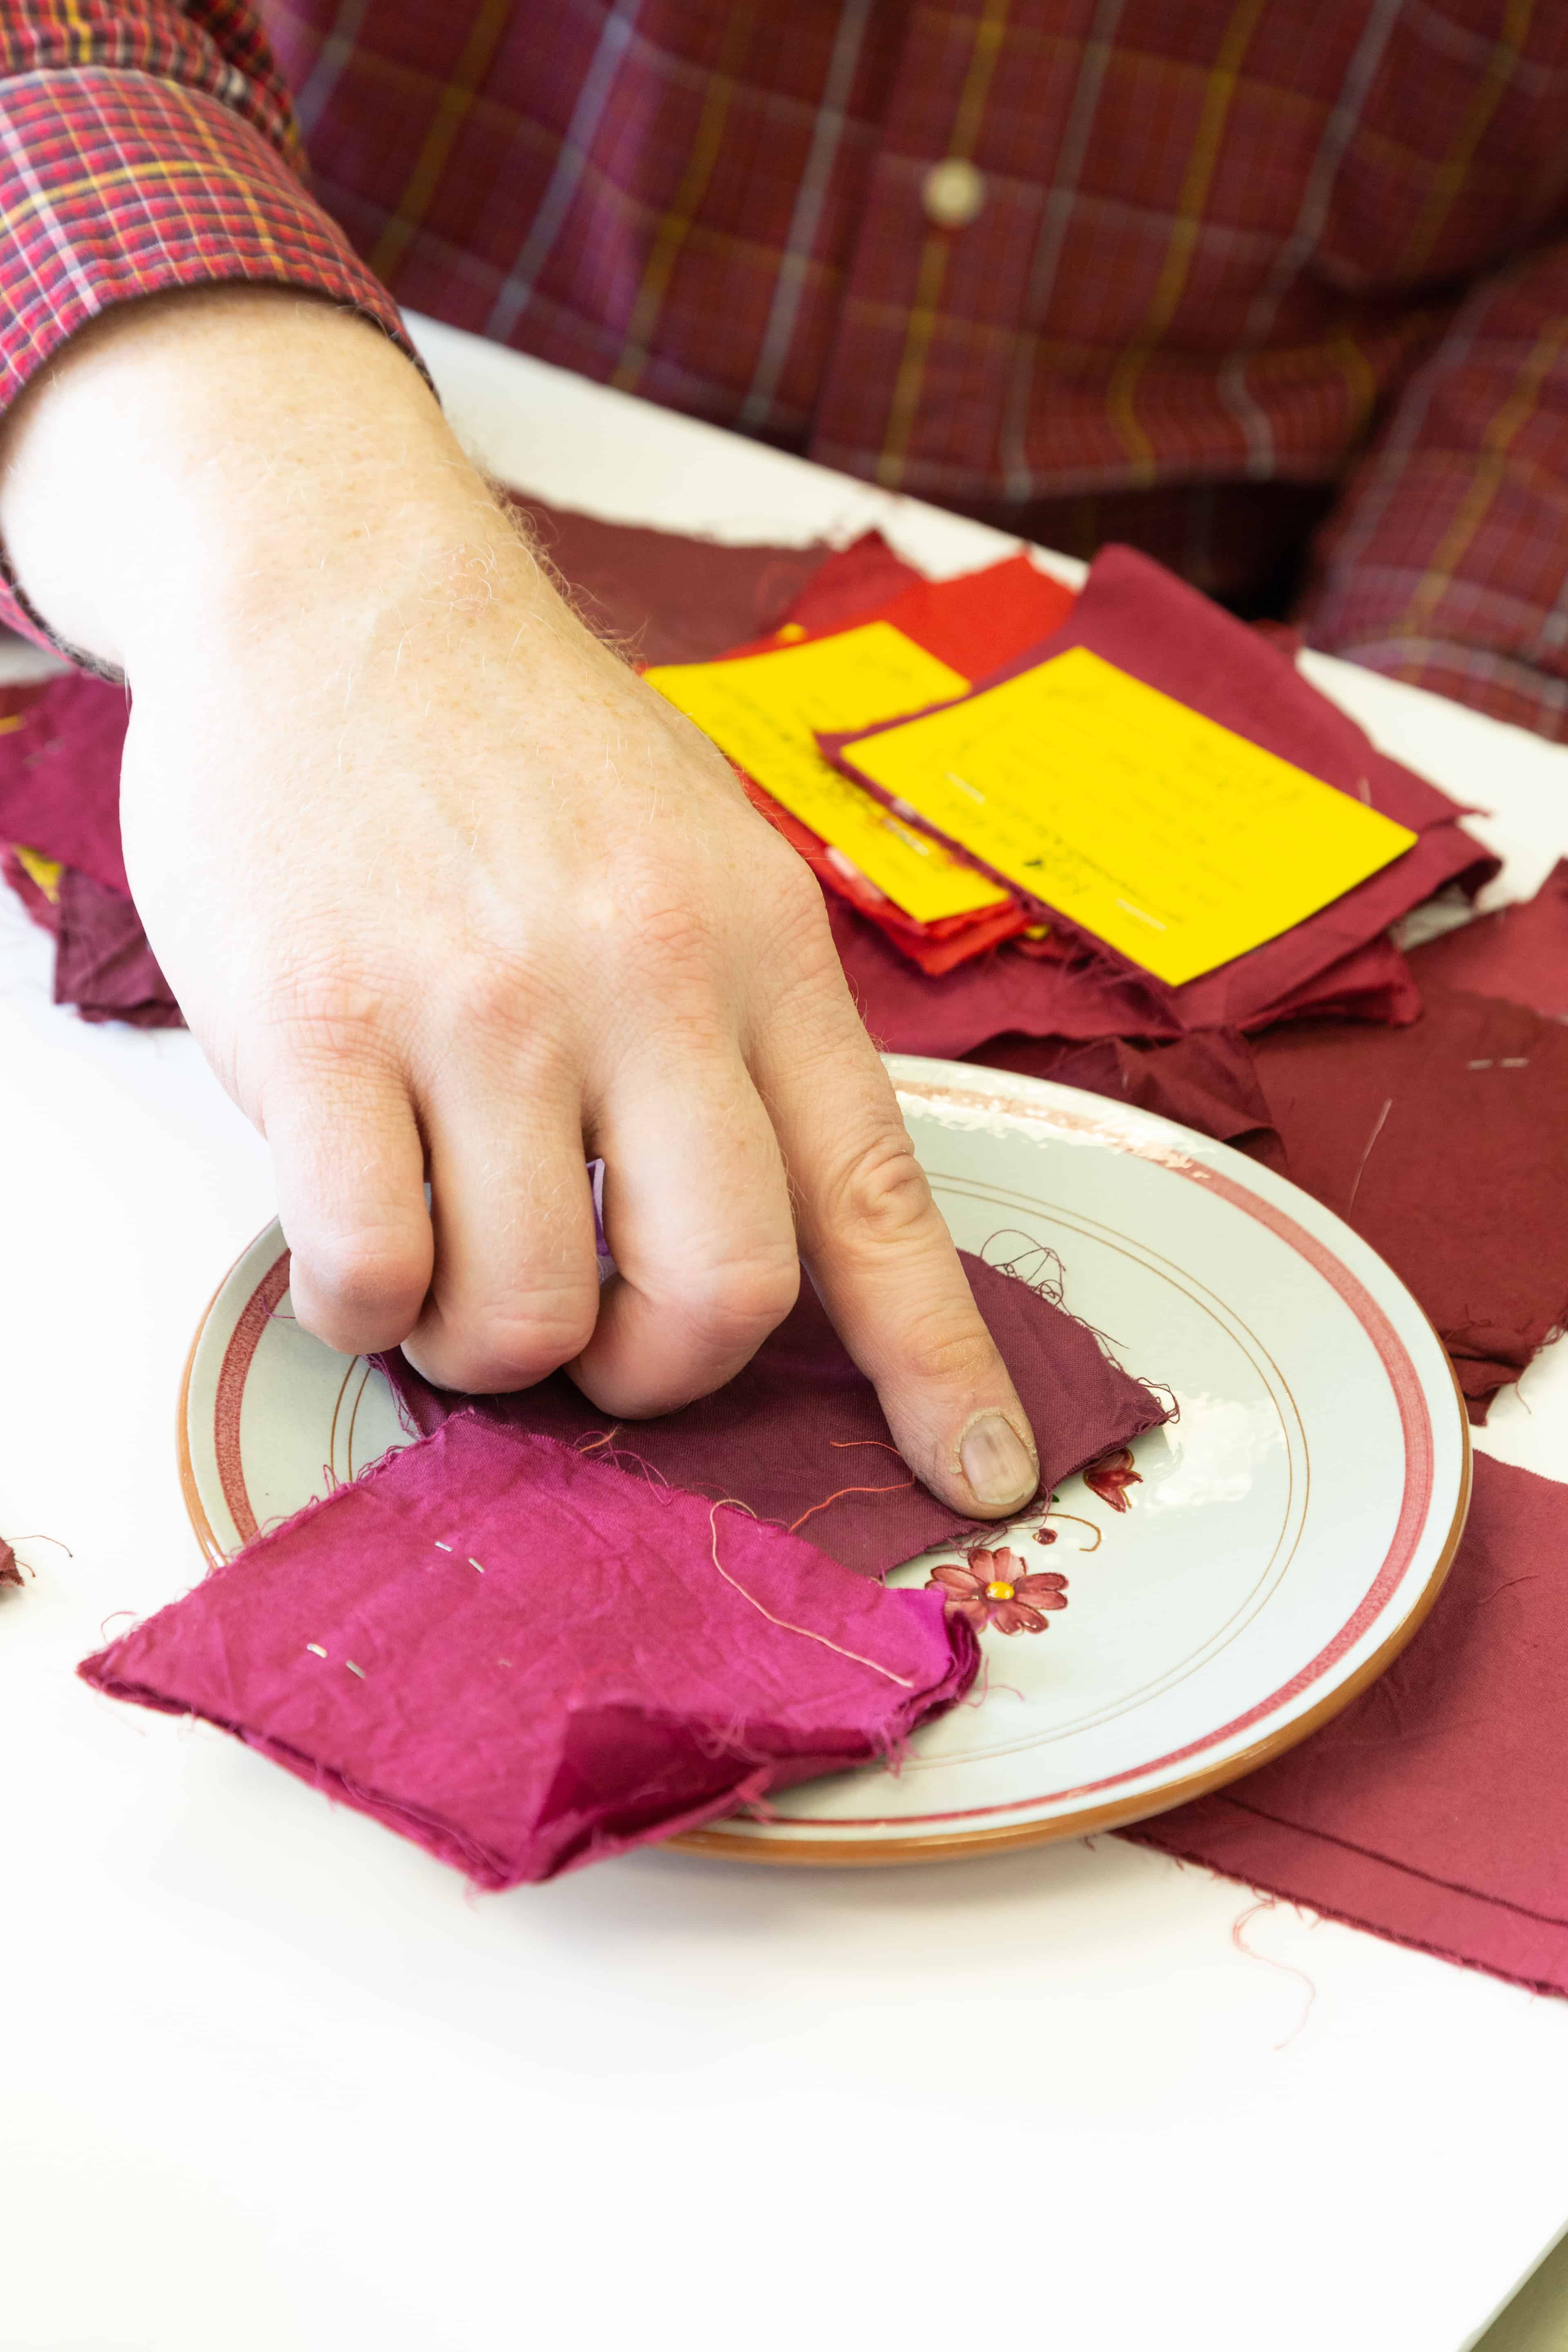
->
[1084,1447,1141,1512]
[928,1546,1069,1636]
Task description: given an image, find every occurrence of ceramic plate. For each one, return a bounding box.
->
[180,1055,1469,1865]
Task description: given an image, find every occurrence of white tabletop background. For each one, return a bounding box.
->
[3,314,1567,2352]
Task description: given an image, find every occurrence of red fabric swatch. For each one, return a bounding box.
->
[80,1415,978,1887]
[1125,1452,1568,2000]
[735,548,1078,973]
[0,1537,20,1590]
[1248,987,1568,1416]
[1406,859,1568,1020]
[825,544,1494,1038]
[775,532,923,635]
[377,1249,1170,1581]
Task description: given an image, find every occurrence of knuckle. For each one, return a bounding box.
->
[680,1243,801,1341]
[256,978,394,1087]
[892,1305,1000,1394]
[833,1125,935,1247]
[428,1288,601,1394]
[617,873,716,975]
[290,1224,431,1351]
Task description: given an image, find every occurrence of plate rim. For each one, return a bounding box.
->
[176,1058,1472,1868]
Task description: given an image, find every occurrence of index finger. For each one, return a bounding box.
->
[751,983,1040,1519]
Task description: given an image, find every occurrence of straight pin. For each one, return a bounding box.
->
[345,1660,366,1679]
[468,1557,487,1573]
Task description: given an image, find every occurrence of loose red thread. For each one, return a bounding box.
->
[1037,1510,1102,1551]
[1231,1896,1318,2049]
[788,1438,916,1535]
[789,1477,914,1534]
[706,1501,916,1687]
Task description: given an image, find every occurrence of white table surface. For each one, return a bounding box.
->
[3,311,1568,2352]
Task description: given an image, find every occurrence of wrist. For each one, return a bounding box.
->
[0,283,530,679]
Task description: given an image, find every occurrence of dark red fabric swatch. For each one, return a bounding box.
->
[826,544,1494,1036]
[1249,987,1568,1416]
[1407,860,1568,1020]
[971,1029,1286,1174]
[1125,1452,1568,2000]
[80,1415,978,1887]
[507,493,831,666]
[831,893,1421,1060]
[53,864,181,1028]
[377,1249,1169,1581]
[0,1537,20,1590]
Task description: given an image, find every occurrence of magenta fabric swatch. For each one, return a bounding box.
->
[1249,987,1568,1416]
[1407,859,1568,1020]
[1125,1452,1568,1999]
[0,670,131,896]
[53,864,181,1028]
[79,1415,978,1886]
[825,544,1494,1038]
[378,1249,1169,1580]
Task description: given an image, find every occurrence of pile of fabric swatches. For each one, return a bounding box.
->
[9,497,1568,1988]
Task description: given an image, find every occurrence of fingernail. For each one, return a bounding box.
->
[959,1412,1038,1510]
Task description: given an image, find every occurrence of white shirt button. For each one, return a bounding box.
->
[921,156,987,229]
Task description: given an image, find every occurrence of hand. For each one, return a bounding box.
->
[0,288,1040,1516]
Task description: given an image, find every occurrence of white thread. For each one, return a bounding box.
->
[1347,1096,1393,1210]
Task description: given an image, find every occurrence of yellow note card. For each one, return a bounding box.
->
[842,646,1418,987]
[646,624,1008,925]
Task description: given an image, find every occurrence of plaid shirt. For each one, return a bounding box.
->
[1,2,1566,740]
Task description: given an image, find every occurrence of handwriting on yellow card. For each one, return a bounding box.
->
[645,625,1007,925]
[840,646,1417,987]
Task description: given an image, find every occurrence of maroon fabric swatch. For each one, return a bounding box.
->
[825,544,1494,1038]
[1125,1452,1568,2000]
[1249,987,1568,1416]
[972,1029,1286,1175]
[0,1537,20,1590]
[377,1250,1169,1580]
[53,864,182,1029]
[80,1415,978,1887]
[1407,860,1568,1021]
[831,894,1421,1061]
[508,493,831,666]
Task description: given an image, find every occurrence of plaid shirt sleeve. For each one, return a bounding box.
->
[1299,240,1568,745]
[0,1,414,649]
